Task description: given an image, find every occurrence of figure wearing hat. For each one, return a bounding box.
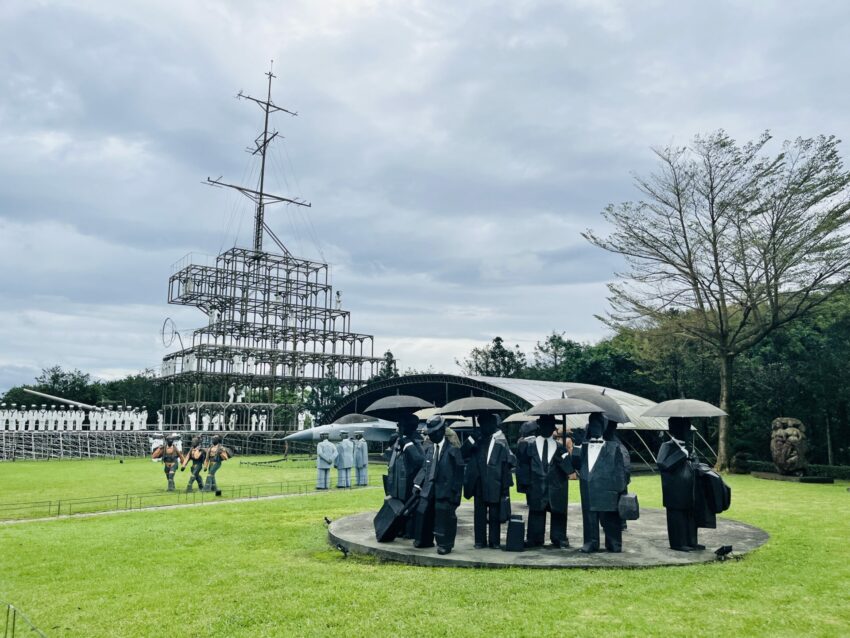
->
[573,413,628,553]
[335,431,355,488]
[152,435,185,491]
[385,413,425,537]
[461,413,514,549]
[517,414,573,549]
[316,432,338,490]
[412,417,465,554]
[353,431,369,486]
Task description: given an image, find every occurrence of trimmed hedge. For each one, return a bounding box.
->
[749,460,850,480]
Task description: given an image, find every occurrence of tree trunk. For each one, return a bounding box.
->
[825,412,834,466]
[715,354,733,471]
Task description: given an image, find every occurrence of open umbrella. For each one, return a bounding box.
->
[437,397,513,415]
[527,398,604,446]
[641,399,726,418]
[364,395,433,419]
[566,388,630,424]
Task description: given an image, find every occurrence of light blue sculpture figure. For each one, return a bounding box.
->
[353,431,369,486]
[335,431,355,488]
[316,432,338,490]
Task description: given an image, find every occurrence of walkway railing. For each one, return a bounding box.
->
[0,476,382,522]
[3,601,46,638]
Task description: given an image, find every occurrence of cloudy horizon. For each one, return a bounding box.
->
[2,0,849,393]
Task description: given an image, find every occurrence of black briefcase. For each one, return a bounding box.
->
[618,493,640,521]
[505,515,525,552]
[695,464,732,513]
[373,494,418,542]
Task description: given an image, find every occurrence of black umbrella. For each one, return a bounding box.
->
[566,388,630,424]
[642,399,726,418]
[364,395,433,418]
[527,398,603,446]
[437,397,513,416]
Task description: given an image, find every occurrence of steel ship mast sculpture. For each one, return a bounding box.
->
[160,65,381,430]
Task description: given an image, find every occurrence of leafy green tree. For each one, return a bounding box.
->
[585,131,850,469]
[372,350,400,381]
[457,336,527,378]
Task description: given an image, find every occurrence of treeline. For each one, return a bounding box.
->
[458,292,850,467]
[2,367,163,418]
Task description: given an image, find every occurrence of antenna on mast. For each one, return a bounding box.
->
[206,61,310,255]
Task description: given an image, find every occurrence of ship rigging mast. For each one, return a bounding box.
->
[159,65,380,431]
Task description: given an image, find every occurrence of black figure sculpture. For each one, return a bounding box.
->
[514,420,539,495]
[656,417,704,551]
[412,416,465,555]
[603,420,632,531]
[385,413,425,538]
[517,414,572,548]
[574,413,628,553]
[462,413,513,549]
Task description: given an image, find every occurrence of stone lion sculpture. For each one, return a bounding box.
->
[770,417,808,476]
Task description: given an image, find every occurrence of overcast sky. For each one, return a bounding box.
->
[1,0,849,392]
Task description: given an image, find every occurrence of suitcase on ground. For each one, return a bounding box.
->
[505,515,525,552]
[373,494,418,542]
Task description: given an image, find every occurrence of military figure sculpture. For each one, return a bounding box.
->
[203,435,229,492]
[353,431,369,486]
[183,436,206,492]
[412,417,465,554]
[384,413,425,538]
[316,432,338,490]
[657,417,704,551]
[461,413,513,549]
[518,415,572,548]
[335,431,355,488]
[153,435,185,492]
[574,413,628,553]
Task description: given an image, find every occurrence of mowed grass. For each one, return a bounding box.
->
[0,467,848,637]
[0,456,370,519]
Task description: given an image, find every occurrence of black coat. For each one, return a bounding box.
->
[656,440,695,510]
[386,437,425,500]
[574,440,627,512]
[413,442,465,506]
[518,437,573,514]
[461,435,513,504]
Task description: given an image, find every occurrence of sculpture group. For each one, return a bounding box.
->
[358,393,732,557]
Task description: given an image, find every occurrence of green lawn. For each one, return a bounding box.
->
[0,456,381,519]
[0,468,848,637]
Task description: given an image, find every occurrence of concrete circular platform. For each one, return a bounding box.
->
[328,502,769,569]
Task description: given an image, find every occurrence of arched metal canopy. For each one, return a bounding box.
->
[327,374,670,431]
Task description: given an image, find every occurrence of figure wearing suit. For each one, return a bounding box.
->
[316,433,338,490]
[413,417,465,554]
[335,432,355,488]
[657,417,705,551]
[385,414,425,538]
[574,413,628,553]
[353,432,369,486]
[518,415,573,548]
[461,413,514,549]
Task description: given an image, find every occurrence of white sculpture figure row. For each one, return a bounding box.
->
[0,404,149,431]
[184,409,270,431]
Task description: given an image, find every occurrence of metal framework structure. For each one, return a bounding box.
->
[160,64,380,427]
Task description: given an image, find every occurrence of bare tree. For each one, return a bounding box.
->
[584,130,850,469]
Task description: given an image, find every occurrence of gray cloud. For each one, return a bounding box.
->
[1,0,849,391]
